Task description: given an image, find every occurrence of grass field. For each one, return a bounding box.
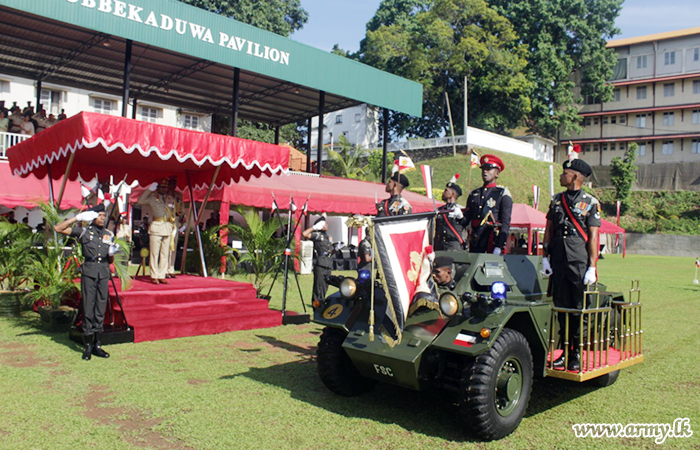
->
[1,254,699,450]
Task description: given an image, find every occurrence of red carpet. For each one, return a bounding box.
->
[107,275,282,343]
[548,348,629,372]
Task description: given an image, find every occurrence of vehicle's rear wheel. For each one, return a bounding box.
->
[593,370,620,387]
[460,329,533,441]
[317,327,377,396]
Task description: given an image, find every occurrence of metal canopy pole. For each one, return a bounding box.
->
[179,198,195,274]
[185,170,220,277]
[231,68,240,137]
[121,39,132,118]
[274,125,280,145]
[132,99,138,119]
[316,91,325,175]
[306,117,312,173]
[382,108,389,183]
[56,151,76,209]
[36,80,42,115]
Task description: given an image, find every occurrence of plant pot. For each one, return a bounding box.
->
[38,306,78,333]
[0,291,21,317]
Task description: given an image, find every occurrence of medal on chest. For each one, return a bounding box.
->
[486,198,496,208]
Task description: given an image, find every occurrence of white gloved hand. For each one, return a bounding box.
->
[541,257,553,276]
[492,247,502,255]
[312,220,326,231]
[108,244,119,256]
[584,267,597,285]
[75,211,99,223]
[448,207,463,220]
[148,182,159,191]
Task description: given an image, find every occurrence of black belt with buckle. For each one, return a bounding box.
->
[84,256,109,263]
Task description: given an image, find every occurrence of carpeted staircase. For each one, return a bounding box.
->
[110,275,281,343]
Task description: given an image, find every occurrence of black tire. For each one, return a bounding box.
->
[460,328,534,441]
[593,370,620,387]
[317,327,377,396]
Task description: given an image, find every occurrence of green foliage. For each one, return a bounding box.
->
[178,0,308,37]
[609,143,638,213]
[0,218,40,291]
[211,116,303,147]
[367,149,394,182]
[327,135,367,180]
[358,0,532,138]
[187,225,241,277]
[226,208,285,294]
[486,0,623,137]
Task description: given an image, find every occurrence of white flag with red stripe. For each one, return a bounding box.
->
[421,165,433,199]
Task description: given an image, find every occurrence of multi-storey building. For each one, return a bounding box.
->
[309,103,380,153]
[559,27,700,167]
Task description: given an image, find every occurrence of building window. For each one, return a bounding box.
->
[593,144,599,152]
[635,114,646,128]
[602,144,608,151]
[637,55,647,69]
[662,140,674,155]
[584,145,591,152]
[92,98,113,114]
[141,107,158,123]
[694,80,700,94]
[692,140,700,154]
[620,115,626,124]
[695,48,699,62]
[611,116,617,124]
[664,51,676,65]
[663,83,675,97]
[603,116,609,124]
[335,115,342,124]
[0,79,9,94]
[662,112,675,126]
[593,117,599,125]
[612,88,621,102]
[183,114,199,130]
[584,117,592,126]
[637,143,646,156]
[636,86,647,100]
[692,110,700,125]
[354,114,361,123]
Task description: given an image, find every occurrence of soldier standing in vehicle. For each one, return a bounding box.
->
[542,157,600,372]
[357,227,372,272]
[465,155,512,254]
[303,216,334,306]
[376,171,412,217]
[435,174,467,251]
[54,204,117,360]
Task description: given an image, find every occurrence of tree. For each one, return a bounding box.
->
[327,135,367,180]
[367,149,395,182]
[610,143,637,213]
[486,0,623,137]
[179,0,308,37]
[357,0,532,138]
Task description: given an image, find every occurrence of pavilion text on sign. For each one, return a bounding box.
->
[65,0,291,65]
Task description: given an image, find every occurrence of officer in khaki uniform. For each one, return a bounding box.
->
[166,177,185,278]
[137,178,175,284]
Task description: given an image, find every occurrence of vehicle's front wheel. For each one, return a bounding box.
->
[460,328,534,441]
[317,327,377,396]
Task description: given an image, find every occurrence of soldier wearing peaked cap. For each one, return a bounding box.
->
[543,155,600,372]
[55,204,117,360]
[435,174,467,251]
[465,155,512,254]
[376,171,412,217]
[137,178,176,285]
[303,216,334,306]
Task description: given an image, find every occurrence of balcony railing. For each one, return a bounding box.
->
[0,131,30,160]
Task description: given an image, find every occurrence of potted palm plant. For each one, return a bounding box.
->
[0,217,37,317]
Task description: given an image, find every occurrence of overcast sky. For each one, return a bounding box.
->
[291,0,700,53]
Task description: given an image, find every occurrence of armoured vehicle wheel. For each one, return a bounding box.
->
[593,370,619,387]
[460,328,533,441]
[317,327,377,396]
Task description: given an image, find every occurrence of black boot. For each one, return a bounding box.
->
[568,349,580,372]
[82,335,93,361]
[552,353,566,369]
[92,333,110,358]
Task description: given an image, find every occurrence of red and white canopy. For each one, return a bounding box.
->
[7,112,289,190]
[0,162,83,209]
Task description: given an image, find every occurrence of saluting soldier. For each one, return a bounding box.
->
[435,174,467,251]
[302,216,334,306]
[376,171,412,217]
[465,155,512,254]
[55,204,117,360]
[137,178,175,285]
[543,158,600,372]
[165,177,185,278]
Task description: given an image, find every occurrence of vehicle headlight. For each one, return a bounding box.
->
[491,281,507,300]
[439,292,461,317]
[339,278,358,299]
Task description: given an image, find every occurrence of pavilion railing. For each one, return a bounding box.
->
[0,131,30,160]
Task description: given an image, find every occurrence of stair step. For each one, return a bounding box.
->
[116,298,270,321]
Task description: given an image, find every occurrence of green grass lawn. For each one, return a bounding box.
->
[1,254,699,450]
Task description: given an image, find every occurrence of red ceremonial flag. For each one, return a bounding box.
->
[695,258,700,268]
[373,212,434,344]
[421,165,433,199]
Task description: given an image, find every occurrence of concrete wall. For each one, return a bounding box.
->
[625,233,700,257]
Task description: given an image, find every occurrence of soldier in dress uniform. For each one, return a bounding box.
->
[357,227,372,272]
[376,172,412,217]
[435,174,467,251]
[542,158,600,372]
[137,178,175,285]
[465,155,512,254]
[432,255,456,293]
[302,216,334,306]
[165,177,185,278]
[54,204,117,360]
